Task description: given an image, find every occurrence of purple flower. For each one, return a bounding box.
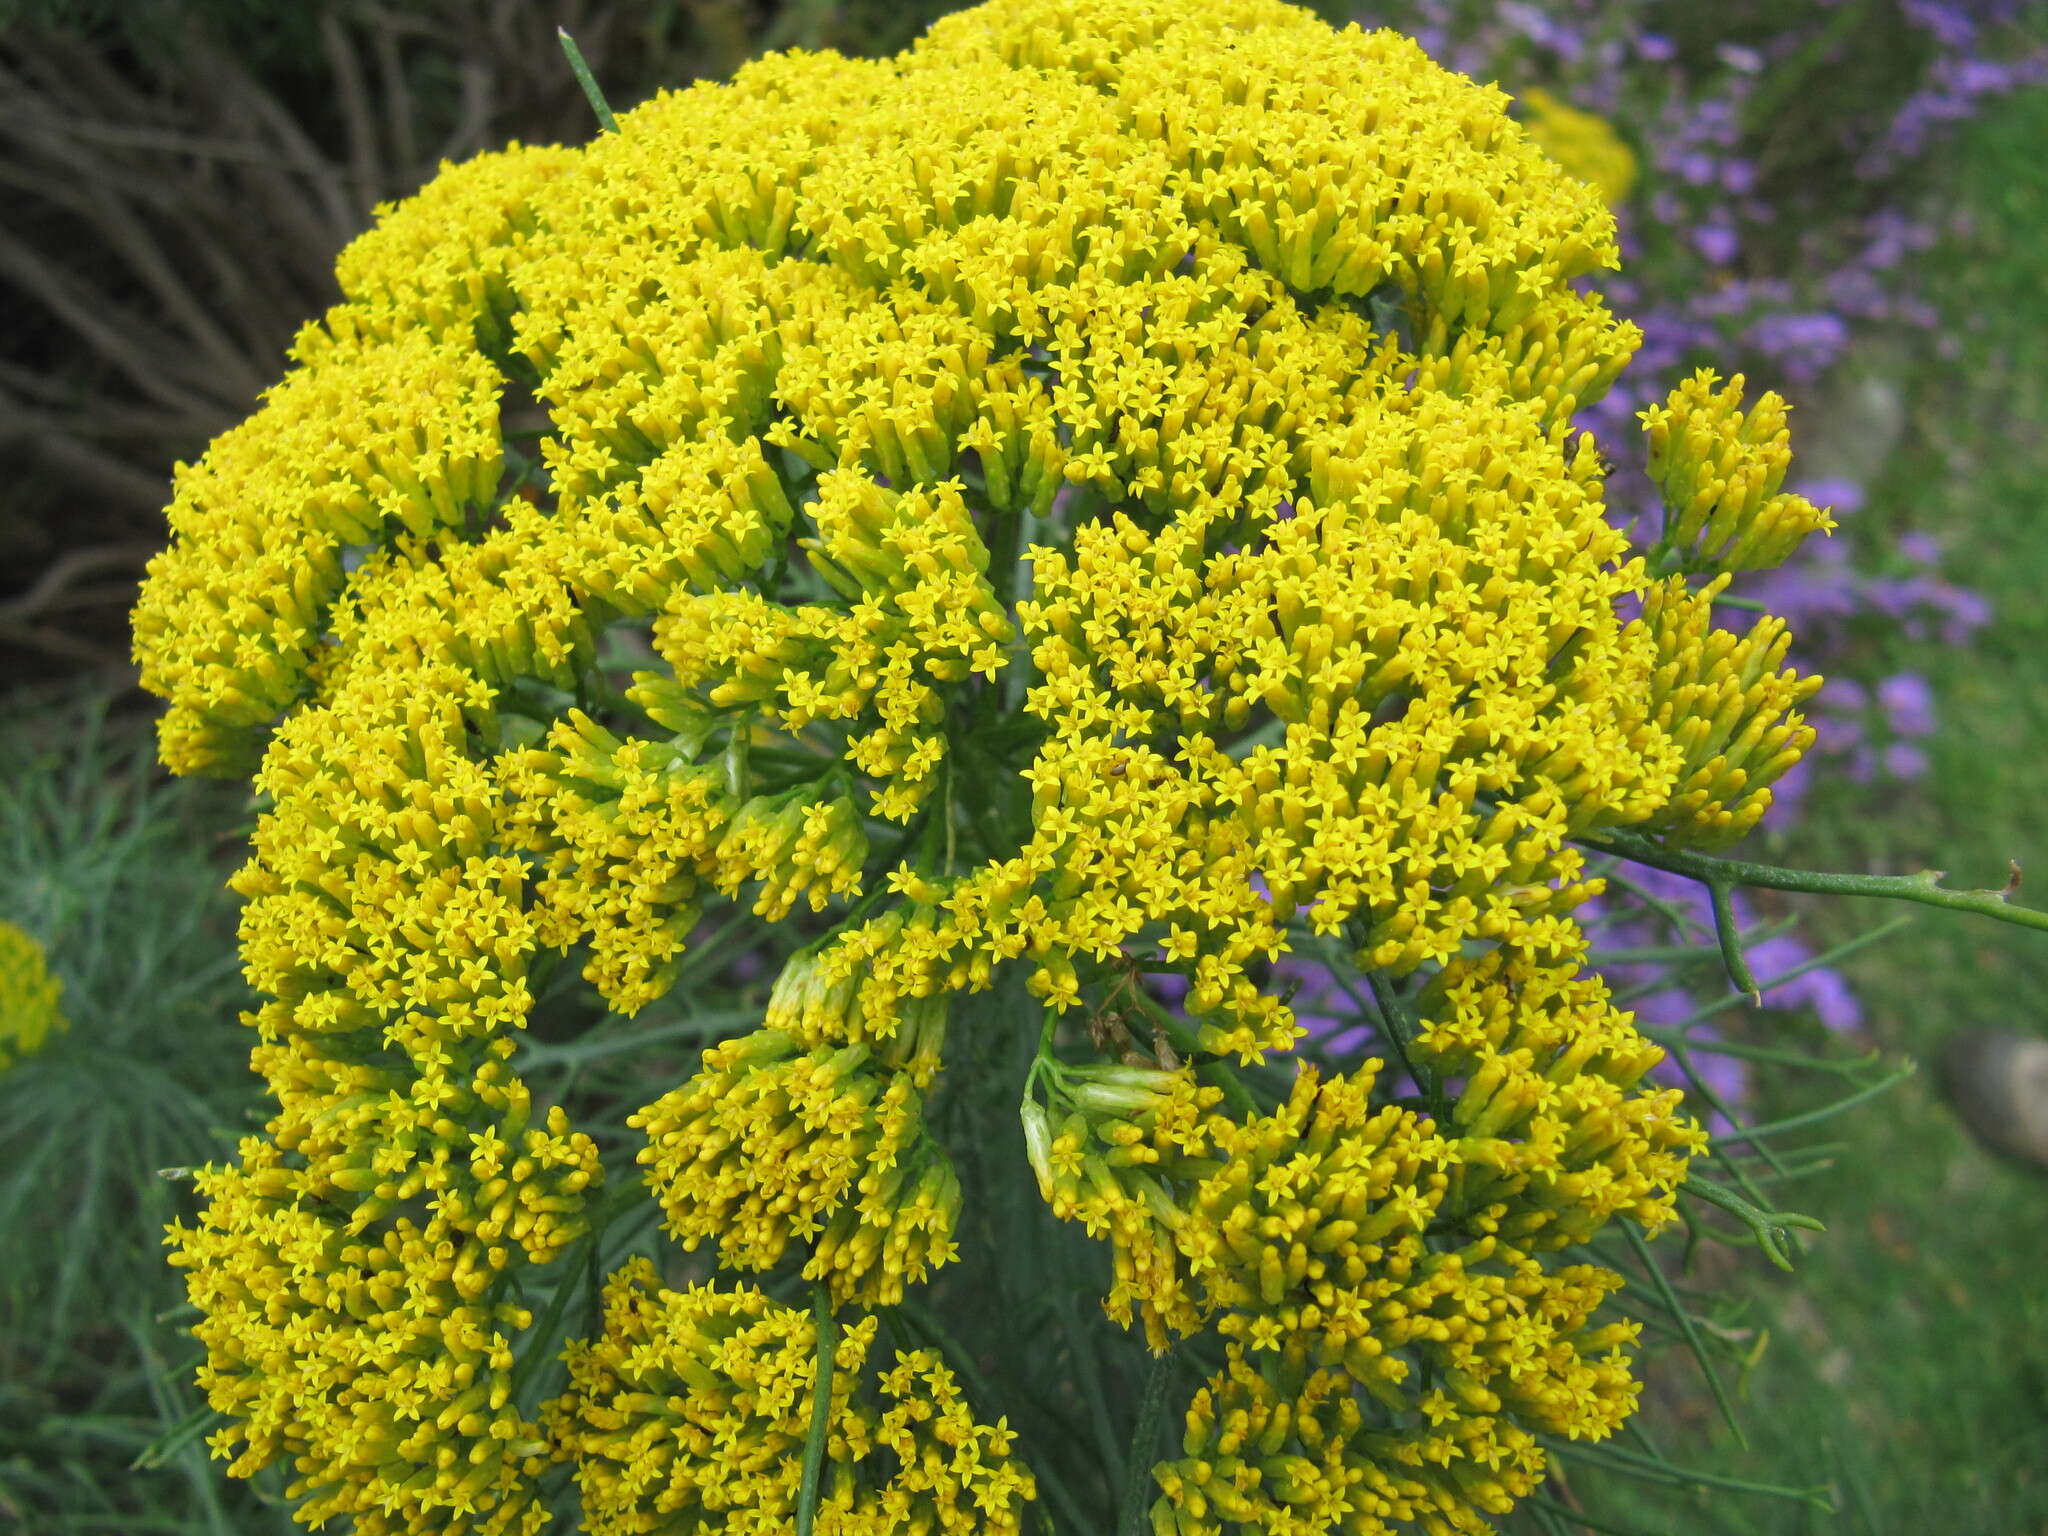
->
[1884,742,1932,780]
[1898,532,1943,566]
[1741,312,1850,382]
[1791,477,1865,517]
[1878,673,1938,737]
[1693,222,1740,266]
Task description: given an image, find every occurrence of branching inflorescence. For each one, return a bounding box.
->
[133,2,1843,1531]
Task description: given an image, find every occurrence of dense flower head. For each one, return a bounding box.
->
[546,1257,1035,1533]
[1027,1065,1645,1531]
[633,1026,961,1308]
[128,0,1835,1529]
[0,919,66,1071]
[1411,950,1705,1245]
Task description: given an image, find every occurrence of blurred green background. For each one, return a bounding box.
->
[2,2,2045,1532]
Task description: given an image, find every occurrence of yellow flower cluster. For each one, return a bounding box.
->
[1026,1064,1646,1533]
[1159,1258,1635,1536]
[126,0,1835,1529]
[170,664,600,1535]
[132,327,506,777]
[1520,89,1639,210]
[0,919,66,1071]
[765,946,954,1085]
[657,472,1015,822]
[500,710,734,1015]
[633,1026,961,1307]
[1641,369,1837,573]
[1625,576,1822,849]
[547,1257,1035,1533]
[1412,951,1706,1246]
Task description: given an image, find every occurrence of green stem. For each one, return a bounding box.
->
[1683,1177,1826,1272]
[1708,1061,1915,1149]
[797,1285,837,1536]
[556,28,619,135]
[1621,1221,1745,1448]
[1524,1494,1666,1536]
[1671,914,1914,1029]
[1055,1289,1126,1494]
[507,1227,599,1412]
[1707,877,1762,1003]
[1122,985,1259,1119]
[1668,1034,1792,1187]
[1583,914,1797,965]
[1117,1349,1175,1536]
[1548,1439,1834,1508]
[1583,828,2048,934]
[1593,866,1713,942]
[1366,970,1443,1115]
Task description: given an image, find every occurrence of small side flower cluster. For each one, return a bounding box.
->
[0,919,66,1072]
[1411,951,1704,1247]
[1025,1062,1654,1534]
[1640,370,1835,574]
[633,1027,961,1308]
[1626,574,1821,850]
[546,1257,1034,1534]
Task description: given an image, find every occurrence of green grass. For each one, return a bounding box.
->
[1554,79,2048,1535]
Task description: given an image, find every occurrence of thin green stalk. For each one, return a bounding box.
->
[1548,1439,1835,1508]
[1596,866,1714,941]
[1640,1031,1879,1074]
[1525,1493,1664,1536]
[1055,1288,1126,1493]
[508,1228,599,1411]
[1621,1221,1745,1447]
[1672,914,1915,1029]
[1583,827,2048,934]
[519,1008,754,1070]
[1668,1035,1792,1189]
[1682,1177,1826,1271]
[1366,970,1444,1114]
[556,28,619,134]
[1118,1349,1175,1536]
[797,1285,837,1536]
[1707,876,1762,1003]
[1708,1060,1915,1149]
[1583,914,1796,964]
